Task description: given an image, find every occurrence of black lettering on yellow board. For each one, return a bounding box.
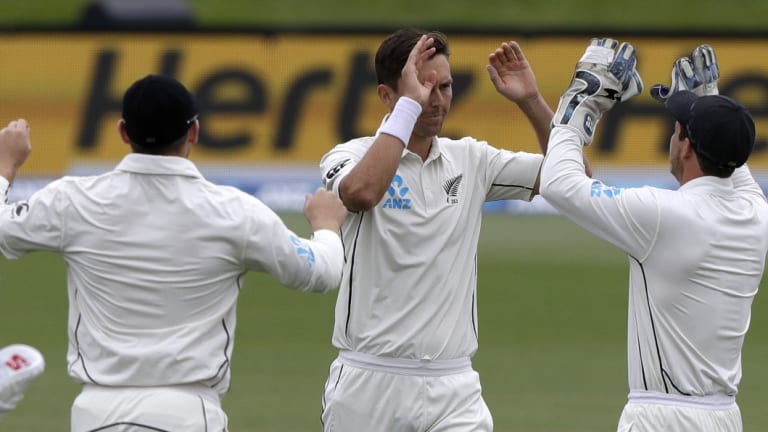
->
[79,49,183,149]
[599,76,768,157]
[338,51,376,141]
[3,34,760,175]
[277,68,332,151]
[77,48,477,154]
[196,70,267,149]
[721,74,768,153]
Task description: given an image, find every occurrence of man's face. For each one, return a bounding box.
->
[399,54,453,139]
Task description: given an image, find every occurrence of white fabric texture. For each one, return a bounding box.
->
[0,154,344,395]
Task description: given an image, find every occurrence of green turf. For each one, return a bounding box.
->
[1,214,767,430]
[0,0,767,31]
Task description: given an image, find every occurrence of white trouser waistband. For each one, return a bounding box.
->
[81,383,221,404]
[628,390,736,409]
[338,350,472,377]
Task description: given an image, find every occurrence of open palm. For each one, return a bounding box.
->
[487,41,540,103]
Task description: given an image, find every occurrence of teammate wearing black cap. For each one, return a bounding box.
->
[0,74,348,431]
[541,40,768,431]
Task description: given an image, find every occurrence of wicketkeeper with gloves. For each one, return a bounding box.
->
[540,39,768,431]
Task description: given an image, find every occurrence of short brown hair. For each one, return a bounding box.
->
[374,28,450,92]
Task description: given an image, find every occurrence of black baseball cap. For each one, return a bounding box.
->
[665,91,755,169]
[122,74,198,149]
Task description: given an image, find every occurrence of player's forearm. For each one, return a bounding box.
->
[516,92,554,154]
[0,165,19,185]
[339,137,402,211]
[296,230,344,294]
[540,127,591,205]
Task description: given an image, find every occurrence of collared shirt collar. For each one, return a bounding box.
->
[377,114,443,163]
[678,174,733,193]
[115,153,204,178]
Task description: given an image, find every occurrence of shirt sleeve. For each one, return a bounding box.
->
[0,177,64,258]
[731,165,767,202]
[483,142,544,202]
[319,141,367,197]
[241,199,344,294]
[540,127,661,260]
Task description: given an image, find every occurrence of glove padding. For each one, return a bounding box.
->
[650,44,719,101]
[553,38,643,146]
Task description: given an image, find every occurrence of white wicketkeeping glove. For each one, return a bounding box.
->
[650,44,719,101]
[552,38,644,146]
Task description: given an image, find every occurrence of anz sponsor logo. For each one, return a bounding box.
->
[290,234,316,269]
[382,174,412,210]
[590,180,623,198]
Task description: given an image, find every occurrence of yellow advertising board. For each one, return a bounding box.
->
[0,33,766,175]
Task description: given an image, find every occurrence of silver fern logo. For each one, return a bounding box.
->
[442,174,463,204]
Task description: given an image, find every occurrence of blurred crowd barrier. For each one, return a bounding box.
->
[1,32,766,212]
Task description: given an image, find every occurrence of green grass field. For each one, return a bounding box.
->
[1,0,767,31]
[1,214,767,431]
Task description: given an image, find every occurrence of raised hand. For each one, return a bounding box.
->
[304,188,348,234]
[0,119,32,183]
[552,38,643,146]
[650,44,719,102]
[398,35,438,107]
[487,41,541,103]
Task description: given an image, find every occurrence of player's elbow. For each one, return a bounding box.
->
[339,184,381,212]
[301,267,343,294]
[539,171,557,201]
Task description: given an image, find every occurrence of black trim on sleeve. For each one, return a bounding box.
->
[490,182,533,191]
[87,423,170,431]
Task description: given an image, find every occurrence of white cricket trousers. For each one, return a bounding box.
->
[71,384,228,432]
[321,351,493,432]
[616,390,742,432]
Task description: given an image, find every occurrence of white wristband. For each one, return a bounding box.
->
[377,97,422,148]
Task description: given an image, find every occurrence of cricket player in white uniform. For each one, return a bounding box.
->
[540,39,768,431]
[0,75,347,431]
[0,344,44,421]
[319,29,556,431]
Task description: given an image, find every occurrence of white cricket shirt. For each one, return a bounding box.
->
[321,135,543,361]
[541,126,768,397]
[0,153,344,395]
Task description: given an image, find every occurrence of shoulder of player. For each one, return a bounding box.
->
[320,135,373,171]
[437,135,504,153]
[327,135,374,154]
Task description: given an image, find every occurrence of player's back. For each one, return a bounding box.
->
[52,155,256,392]
[628,175,768,396]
